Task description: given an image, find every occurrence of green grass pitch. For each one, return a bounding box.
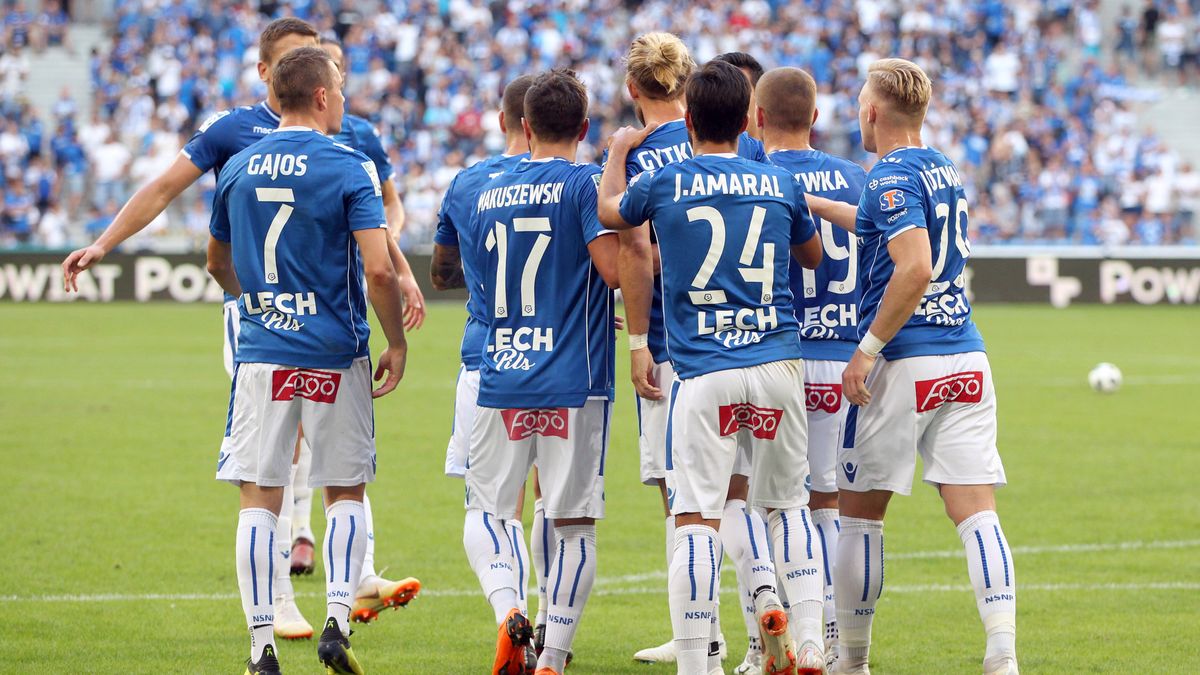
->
[1,302,1197,673]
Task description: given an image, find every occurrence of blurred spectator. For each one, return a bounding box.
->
[91,134,131,209]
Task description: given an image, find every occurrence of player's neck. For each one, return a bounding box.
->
[529,140,577,162]
[873,125,924,157]
[763,130,813,154]
[278,113,325,134]
[639,99,686,125]
[265,90,281,115]
[503,134,528,157]
[692,139,739,156]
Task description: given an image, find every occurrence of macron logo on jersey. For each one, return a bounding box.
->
[915,371,984,413]
[501,408,569,440]
[718,403,783,440]
[805,383,843,413]
[271,369,342,404]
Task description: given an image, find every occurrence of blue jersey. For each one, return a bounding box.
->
[434,153,528,370]
[471,158,615,408]
[210,128,387,369]
[182,102,281,178]
[768,149,866,362]
[333,112,395,182]
[619,153,817,380]
[606,119,767,364]
[855,146,985,359]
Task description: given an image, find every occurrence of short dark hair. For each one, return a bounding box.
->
[259,17,319,65]
[714,51,764,85]
[273,47,337,113]
[686,60,750,144]
[524,69,588,143]
[756,67,817,133]
[501,75,537,130]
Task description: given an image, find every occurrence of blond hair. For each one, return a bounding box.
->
[625,32,695,100]
[867,58,932,118]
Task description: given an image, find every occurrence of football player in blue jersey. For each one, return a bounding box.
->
[758,66,868,665]
[805,59,1017,675]
[61,17,422,642]
[429,73,543,672]
[713,52,767,151]
[610,36,773,671]
[462,69,620,675]
[205,47,408,675]
[600,59,826,675]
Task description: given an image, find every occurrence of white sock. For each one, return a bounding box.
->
[464,508,519,624]
[706,561,724,673]
[734,572,762,659]
[507,519,530,615]
[358,493,377,582]
[957,510,1017,667]
[768,508,824,646]
[664,513,676,567]
[274,474,296,603]
[669,524,719,674]
[810,508,840,646]
[722,501,776,615]
[834,517,883,669]
[539,524,596,666]
[292,439,314,543]
[324,499,367,635]
[236,508,278,661]
[530,499,554,626]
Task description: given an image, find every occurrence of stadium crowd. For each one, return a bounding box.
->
[2,0,1200,250]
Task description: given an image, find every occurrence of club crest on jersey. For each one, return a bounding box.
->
[718,403,783,440]
[915,371,984,412]
[805,383,843,413]
[879,189,905,211]
[501,408,569,440]
[271,369,342,404]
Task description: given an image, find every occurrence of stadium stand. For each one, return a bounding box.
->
[2,0,1198,250]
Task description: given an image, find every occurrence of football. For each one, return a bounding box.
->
[1088,362,1123,394]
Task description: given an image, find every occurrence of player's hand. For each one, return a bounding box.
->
[631,347,662,400]
[61,244,107,292]
[613,314,625,331]
[608,123,659,155]
[842,349,877,406]
[398,275,426,330]
[372,343,408,398]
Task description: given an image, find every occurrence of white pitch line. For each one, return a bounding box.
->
[2,581,1197,604]
[2,538,1196,604]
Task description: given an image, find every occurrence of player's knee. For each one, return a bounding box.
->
[938,484,997,525]
[324,484,366,505]
[808,490,839,511]
[554,517,595,528]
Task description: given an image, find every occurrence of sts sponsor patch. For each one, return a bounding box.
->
[879,189,905,211]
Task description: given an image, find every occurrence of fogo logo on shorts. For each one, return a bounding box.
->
[271,369,342,404]
[914,371,984,413]
[718,403,784,440]
[804,383,843,413]
[500,408,569,441]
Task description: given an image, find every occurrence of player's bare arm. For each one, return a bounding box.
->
[355,227,408,398]
[205,236,240,297]
[791,231,823,270]
[62,154,203,291]
[596,124,657,230]
[586,233,621,288]
[806,193,858,233]
[378,180,426,330]
[843,228,932,406]
[430,243,466,290]
[382,178,406,237]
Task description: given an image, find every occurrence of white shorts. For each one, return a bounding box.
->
[217,358,377,489]
[465,399,610,521]
[838,351,1006,495]
[445,366,481,478]
[637,359,676,485]
[804,359,851,494]
[222,299,241,379]
[667,359,809,519]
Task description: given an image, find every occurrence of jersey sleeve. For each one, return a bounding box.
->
[737,133,768,163]
[433,173,461,247]
[617,168,655,229]
[575,166,611,243]
[861,164,926,240]
[344,157,387,232]
[356,121,395,182]
[209,174,232,242]
[789,177,818,245]
[181,109,233,173]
